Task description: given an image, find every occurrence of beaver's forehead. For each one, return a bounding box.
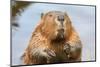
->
[47,11,65,15]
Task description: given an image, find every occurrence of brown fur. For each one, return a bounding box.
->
[22,11,82,64]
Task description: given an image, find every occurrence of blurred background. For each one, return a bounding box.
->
[11,1,96,65]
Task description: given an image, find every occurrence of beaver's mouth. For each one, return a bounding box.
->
[52,29,65,42]
[57,30,64,38]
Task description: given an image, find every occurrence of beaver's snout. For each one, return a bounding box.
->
[57,15,65,22]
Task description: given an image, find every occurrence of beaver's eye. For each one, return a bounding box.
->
[49,14,53,17]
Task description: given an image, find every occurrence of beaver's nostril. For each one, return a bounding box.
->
[57,15,64,22]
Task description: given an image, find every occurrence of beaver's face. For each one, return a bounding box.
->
[41,11,71,41]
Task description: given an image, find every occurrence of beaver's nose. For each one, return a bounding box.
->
[57,15,64,22]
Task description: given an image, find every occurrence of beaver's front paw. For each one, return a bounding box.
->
[44,49,56,59]
[64,43,71,55]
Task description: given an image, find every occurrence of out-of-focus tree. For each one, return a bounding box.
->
[11,1,32,28]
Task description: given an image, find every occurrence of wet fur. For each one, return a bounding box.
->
[22,11,82,64]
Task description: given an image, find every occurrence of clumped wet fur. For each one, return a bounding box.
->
[22,11,82,64]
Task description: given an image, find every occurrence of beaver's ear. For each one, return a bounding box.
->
[41,13,44,19]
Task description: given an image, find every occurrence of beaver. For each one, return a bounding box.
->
[22,11,82,64]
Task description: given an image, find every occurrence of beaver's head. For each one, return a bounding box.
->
[36,11,73,42]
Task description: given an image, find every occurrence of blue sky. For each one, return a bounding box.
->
[12,3,95,65]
